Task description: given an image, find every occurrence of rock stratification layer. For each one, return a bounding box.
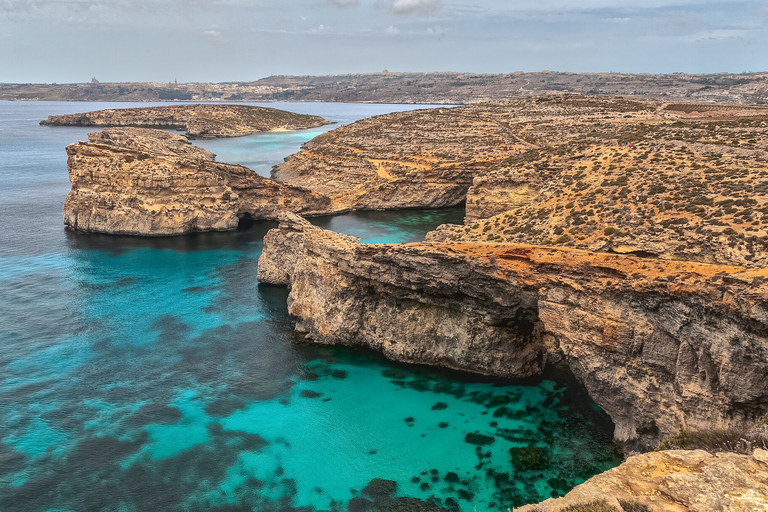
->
[64,128,330,235]
[42,104,329,138]
[259,213,768,452]
[517,449,768,511]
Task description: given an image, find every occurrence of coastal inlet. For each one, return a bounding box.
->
[0,101,620,512]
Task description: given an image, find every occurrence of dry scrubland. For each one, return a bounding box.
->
[274,95,768,268]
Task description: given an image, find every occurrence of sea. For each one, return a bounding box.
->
[0,101,621,512]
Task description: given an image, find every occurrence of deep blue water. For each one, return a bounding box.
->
[0,101,620,512]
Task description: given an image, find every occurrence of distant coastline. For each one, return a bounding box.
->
[2,71,767,104]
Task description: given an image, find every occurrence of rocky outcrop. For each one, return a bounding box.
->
[517,449,768,511]
[258,213,553,378]
[259,214,768,452]
[42,104,328,138]
[64,128,331,235]
[271,103,535,211]
[465,171,540,219]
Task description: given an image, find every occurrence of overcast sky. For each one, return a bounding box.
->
[0,0,766,83]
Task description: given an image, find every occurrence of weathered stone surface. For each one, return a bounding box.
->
[260,213,553,378]
[64,128,330,235]
[42,104,328,138]
[259,215,768,452]
[517,449,768,512]
[272,103,534,211]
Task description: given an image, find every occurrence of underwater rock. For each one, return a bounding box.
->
[362,478,397,500]
[510,445,549,472]
[464,433,495,446]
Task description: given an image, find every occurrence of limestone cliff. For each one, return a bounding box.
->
[64,128,331,236]
[518,449,768,511]
[259,214,768,453]
[272,103,535,211]
[42,104,329,138]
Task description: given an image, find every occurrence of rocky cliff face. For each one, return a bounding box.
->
[272,104,533,211]
[518,449,768,511]
[64,128,331,235]
[259,214,768,453]
[42,104,329,138]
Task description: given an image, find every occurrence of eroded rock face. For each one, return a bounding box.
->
[42,104,329,138]
[272,103,534,211]
[517,449,768,512]
[64,128,330,236]
[259,214,768,452]
[258,213,553,378]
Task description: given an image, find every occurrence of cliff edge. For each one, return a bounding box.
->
[259,213,768,453]
[64,128,331,235]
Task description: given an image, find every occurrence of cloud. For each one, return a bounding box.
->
[327,0,359,8]
[391,0,440,16]
[425,25,446,36]
[202,29,228,46]
[385,25,400,34]
[306,23,332,34]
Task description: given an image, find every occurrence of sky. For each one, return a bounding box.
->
[0,0,766,83]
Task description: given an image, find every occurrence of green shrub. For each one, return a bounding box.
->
[561,500,615,512]
[618,500,652,512]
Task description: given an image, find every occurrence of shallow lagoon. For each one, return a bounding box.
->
[0,101,620,511]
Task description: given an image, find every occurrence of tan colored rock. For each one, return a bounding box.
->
[258,216,768,451]
[259,214,553,379]
[41,104,329,138]
[517,450,768,511]
[64,128,331,236]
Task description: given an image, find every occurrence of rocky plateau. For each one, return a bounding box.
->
[518,449,768,511]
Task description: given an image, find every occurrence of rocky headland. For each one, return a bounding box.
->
[64,128,330,235]
[259,213,768,453]
[255,97,768,509]
[41,104,329,138]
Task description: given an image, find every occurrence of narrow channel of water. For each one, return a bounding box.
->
[0,101,620,511]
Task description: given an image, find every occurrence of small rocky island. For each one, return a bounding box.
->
[41,104,329,138]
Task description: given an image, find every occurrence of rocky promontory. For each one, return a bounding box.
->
[64,128,330,235]
[42,104,329,138]
[259,213,768,453]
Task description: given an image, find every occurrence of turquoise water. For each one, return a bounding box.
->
[0,101,620,511]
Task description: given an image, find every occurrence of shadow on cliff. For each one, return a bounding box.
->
[64,219,279,254]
